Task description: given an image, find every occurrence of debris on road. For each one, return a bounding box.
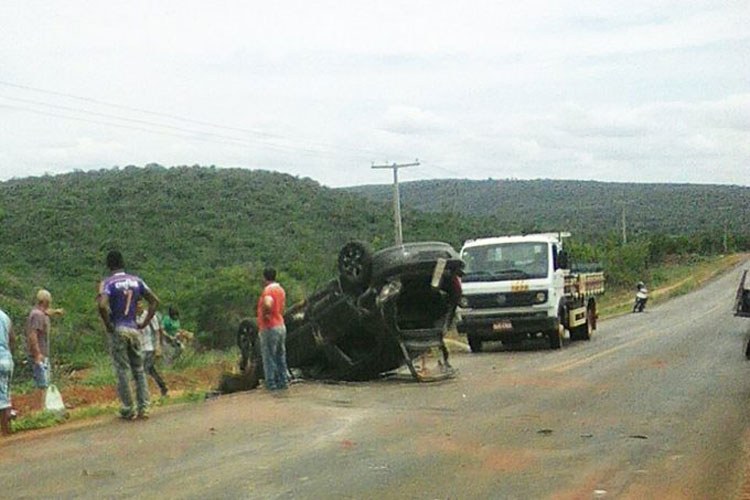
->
[81,469,116,478]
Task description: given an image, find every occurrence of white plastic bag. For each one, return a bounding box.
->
[44,384,66,414]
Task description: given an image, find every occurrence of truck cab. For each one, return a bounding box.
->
[457,232,602,351]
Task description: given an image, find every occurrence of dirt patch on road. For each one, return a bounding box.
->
[415,434,538,474]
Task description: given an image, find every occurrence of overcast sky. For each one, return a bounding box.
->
[1,1,748,187]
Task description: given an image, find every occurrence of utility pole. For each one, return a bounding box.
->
[371,160,419,245]
[718,205,731,254]
[723,219,729,254]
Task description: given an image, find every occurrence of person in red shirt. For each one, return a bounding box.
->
[256,267,288,391]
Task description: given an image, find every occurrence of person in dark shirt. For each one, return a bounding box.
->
[97,250,160,420]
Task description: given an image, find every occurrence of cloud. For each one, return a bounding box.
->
[1,1,749,186]
[40,137,124,163]
[380,106,451,136]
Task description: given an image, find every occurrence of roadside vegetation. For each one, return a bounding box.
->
[1,165,749,432]
[598,253,746,318]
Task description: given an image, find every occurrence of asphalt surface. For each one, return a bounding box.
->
[3,263,750,499]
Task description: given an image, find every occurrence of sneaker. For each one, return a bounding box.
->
[137,408,150,420]
[160,388,169,397]
[119,408,135,420]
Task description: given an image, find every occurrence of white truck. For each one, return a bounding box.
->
[457,233,604,351]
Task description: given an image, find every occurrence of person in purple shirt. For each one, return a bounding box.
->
[97,250,160,420]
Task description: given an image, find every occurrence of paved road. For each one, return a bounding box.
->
[3,263,750,499]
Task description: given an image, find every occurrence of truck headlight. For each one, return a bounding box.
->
[533,291,548,304]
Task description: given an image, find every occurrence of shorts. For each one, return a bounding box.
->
[28,356,50,389]
[0,356,13,410]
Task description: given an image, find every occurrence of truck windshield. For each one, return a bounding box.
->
[462,242,549,282]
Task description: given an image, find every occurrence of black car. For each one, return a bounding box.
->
[736,269,750,318]
[225,241,464,392]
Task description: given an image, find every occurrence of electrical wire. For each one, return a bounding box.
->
[0,80,463,178]
[0,98,379,162]
[0,80,386,158]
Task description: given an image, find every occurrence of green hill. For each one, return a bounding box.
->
[2,167,748,363]
[0,165,494,356]
[346,179,750,243]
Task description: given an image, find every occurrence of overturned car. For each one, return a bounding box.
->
[222,241,464,392]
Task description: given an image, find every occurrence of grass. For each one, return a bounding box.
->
[11,390,211,432]
[11,410,67,432]
[162,348,238,374]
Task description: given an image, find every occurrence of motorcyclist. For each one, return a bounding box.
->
[633,281,648,313]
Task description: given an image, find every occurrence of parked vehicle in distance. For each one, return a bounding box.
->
[456,232,604,351]
[736,269,750,318]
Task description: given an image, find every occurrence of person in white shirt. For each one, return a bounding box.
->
[136,302,168,397]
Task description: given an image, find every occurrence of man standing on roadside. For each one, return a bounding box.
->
[97,250,160,420]
[25,289,64,411]
[256,267,288,391]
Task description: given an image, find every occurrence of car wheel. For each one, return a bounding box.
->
[467,335,483,353]
[338,241,372,294]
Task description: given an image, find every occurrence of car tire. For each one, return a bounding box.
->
[468,335,483,353]
[338,241,372,294]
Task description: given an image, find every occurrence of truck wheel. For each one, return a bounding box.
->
[572,315,591,341]
[548,326,563,349]
[468,335,483,353]
[548,309,564,349]
[574,300,596,341]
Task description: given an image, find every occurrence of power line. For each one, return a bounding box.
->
[0,98,376,161]
[0,79,386,158]
[0,80,468,181]
[0,80,281,139]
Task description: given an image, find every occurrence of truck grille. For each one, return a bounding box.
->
[465,292,536,309]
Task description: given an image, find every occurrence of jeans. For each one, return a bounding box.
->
[111,326,149,413]
[259,326,288,390]
[143,351,168,394]
[27,356,49,389]
[0,355,12,410]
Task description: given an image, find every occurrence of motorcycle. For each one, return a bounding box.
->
[633,282,648,313]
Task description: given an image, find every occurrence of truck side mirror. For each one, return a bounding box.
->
[557,251,569,270]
